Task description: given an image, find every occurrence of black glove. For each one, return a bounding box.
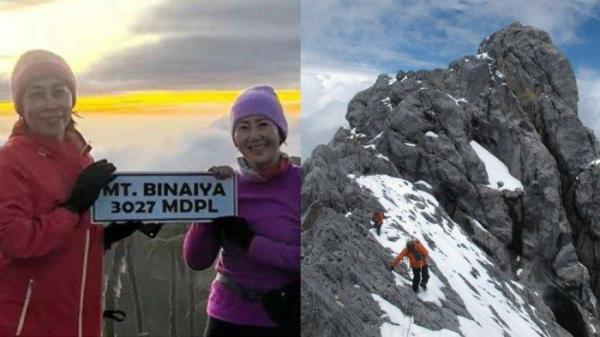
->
[103,310,126,322]
[212,216,255,250]
[138,223,164,238]
[103,221,143,249]
[62,159,116,213]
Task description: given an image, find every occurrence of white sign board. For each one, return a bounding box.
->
[91,173,236,223]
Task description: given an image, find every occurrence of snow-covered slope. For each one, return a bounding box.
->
[469,141,523,191]
[356,175,547,337]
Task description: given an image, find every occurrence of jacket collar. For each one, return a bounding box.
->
[9,119,91,158]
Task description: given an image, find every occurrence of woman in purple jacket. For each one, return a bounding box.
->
[183,86,300,337]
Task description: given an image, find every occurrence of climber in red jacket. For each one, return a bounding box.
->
[372,210,385,236]
[390,239,430,293]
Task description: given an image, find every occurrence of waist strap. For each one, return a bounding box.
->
[215,273,264,302]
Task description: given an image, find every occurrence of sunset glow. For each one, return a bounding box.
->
[0,90,301,116]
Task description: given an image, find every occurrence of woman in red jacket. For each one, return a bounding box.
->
[0,50,141,337]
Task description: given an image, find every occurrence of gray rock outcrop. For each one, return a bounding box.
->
[302,22,600,337]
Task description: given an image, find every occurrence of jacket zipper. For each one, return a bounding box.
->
[15,279,34,336]
[78,229,90,337]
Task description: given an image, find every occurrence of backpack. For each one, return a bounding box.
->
[408,241,422,261]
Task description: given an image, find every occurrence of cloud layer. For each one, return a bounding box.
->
[88,116,301,171]
[301,64,378,158]
[0,0,299,98]
[82,0,300,92]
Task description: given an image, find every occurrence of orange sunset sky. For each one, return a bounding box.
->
[0,90,301,117]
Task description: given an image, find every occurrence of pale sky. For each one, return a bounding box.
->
[0,0,162,77]
[0,0,300,99]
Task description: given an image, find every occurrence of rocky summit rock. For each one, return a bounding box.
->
[302,22,600,337]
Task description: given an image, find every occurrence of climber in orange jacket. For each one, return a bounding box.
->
[389,239,429,292]
[372,210,385,236]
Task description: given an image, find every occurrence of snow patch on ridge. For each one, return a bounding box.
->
[585,158,600,168]
[372,131,384,142]
[446,93,468,105]
[469,218,489,233]
[476,52,494,61]
[382,97,393,111]
[470,141,523,191]
[388,75,397,85]
[349,127,367,138]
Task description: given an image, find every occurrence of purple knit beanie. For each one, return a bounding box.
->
[230,85,288,143]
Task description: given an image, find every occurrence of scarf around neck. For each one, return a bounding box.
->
[237,152,291,183]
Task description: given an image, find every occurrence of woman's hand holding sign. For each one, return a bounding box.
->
[208,166,253,249]
[103,221,143,249]
[208,165,234,180]
[212,216,255,251]
[103,221,164,249]
[61,159,116,214]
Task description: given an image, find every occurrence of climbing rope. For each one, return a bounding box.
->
[406,288,417,337]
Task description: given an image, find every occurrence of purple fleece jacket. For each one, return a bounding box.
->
[183,165,300,327]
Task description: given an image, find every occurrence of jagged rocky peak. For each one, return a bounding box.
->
[479,22,578,111]
[302,22,600,337]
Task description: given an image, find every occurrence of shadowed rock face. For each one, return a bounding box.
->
[302,22,600,337]
[544,288,589,337]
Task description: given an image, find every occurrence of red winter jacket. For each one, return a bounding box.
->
[372,211,384,225]
[391,239,429,269]
[0,121,104,337]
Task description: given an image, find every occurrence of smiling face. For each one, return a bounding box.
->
[233,115,281,170]
[21,77,73,140]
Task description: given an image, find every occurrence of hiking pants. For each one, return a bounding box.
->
[375,221,382,235]
[204,316,295,337]
[412,264,429,291]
